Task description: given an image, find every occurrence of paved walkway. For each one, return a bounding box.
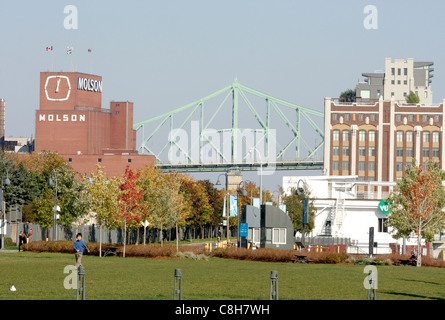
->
[0,249,19,253]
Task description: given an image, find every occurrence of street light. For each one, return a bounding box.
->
[296,179,308,251]
[215,173,230,244]
[237,181,247,247]
[247,147,263,205]
[0,170,10,249]
[48,169,58,241]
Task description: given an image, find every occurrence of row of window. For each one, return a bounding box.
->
[333,146,375,157]
[333,113,440,123]
[395,114,440,122]
[391,67,408,76]
[333,146,440,159]
[333,130,440,143]
[332,161,376,171]
[332,113,377,121]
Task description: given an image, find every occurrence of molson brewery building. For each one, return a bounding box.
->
[35,71,154,176]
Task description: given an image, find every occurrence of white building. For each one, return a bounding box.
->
[282,175,444,257]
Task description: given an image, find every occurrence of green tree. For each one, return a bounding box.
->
[339,89,356,103]
[386,161,445,266]
[281,187,315,235]
[85,164,123,256]
[405,91,420,104]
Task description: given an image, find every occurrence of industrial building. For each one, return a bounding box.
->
[35,71,154,176]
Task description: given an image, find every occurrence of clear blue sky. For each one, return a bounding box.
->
[1,0,445,190]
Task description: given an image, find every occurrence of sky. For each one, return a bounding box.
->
[1,0,445,192]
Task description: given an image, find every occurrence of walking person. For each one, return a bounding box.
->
[73,233,90,269]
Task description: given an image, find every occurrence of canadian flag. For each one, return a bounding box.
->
[46,46,53,51]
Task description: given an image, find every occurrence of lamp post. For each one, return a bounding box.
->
[236,181,247,247]
[0,170,10,249]
[248,147,263,205]
[296,179,308,251]
[215,173,229,244]
[48,169,58,241]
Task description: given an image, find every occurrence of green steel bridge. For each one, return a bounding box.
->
[133,79,324,173]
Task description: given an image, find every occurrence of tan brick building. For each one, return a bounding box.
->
[323,96,445,188]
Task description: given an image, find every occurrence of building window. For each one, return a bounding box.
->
[332,113,338,121]
[332,161,339,171]
[369,131,375,142]
[333,130,340,141]
[406,147,413,158]
[368,161,375,171]
[115,104,120,107]
[332,146,339,156]
[391,68,395,76]
[359,130,366,142]
[423,131,430,143]
[433,132,440,143]
[359,147,366,157]
[343,130,349,141]
[370,113,376,121]
[398,80,401,85]
[378,218,388,233]
[406,131,413,142]
[404,68,408,76]
[358,161,365,171]
[396,147,403,157]
[396,162,404,172]
[423,114,428,122]
[433,148,440,158]
[359,113,364,121]
[115,111,120,115]
[391,80,395,85]
[344,113,350,121]
[398,68,401,76]
[396,131,403,142]
[342,147,349,156]
[369,147,375,157]
[68,158,72,162]
[342,161,349,172]
[272,228,286,245]
[403,80,407,85]
[128,159,132,163]
[98,158,102,163]
[423,148,430,158]
[396,114,402,121]
[252,228,260,243]
[408,114,414,122]
[434,115,440,122]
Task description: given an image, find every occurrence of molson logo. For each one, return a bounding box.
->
[77,77,103,93]
[39,114,86,122]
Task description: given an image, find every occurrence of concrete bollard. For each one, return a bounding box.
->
[174,268,182,300]
[270,270,278,300]
[77,266,86,300]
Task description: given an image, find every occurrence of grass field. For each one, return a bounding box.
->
[0,251,444,300]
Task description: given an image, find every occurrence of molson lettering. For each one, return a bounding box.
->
[77,77,103,93]
[39,114,86,122]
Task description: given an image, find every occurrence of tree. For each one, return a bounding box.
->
[117,167,145,257]
[405,91,420,104]
[85,164,123,256]
[386,161,445,267]
[339,89,356,103]
[281,187,315,234]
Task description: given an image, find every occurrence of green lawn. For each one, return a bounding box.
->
[0,251,444,300]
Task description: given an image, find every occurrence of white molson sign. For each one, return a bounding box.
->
[77,77,103,93]
[39,114,86,122]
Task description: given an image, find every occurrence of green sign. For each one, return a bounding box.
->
[378,199,390,214]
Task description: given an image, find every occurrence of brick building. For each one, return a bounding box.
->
[35,71,154,176]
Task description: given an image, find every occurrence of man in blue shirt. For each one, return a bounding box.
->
[73,233,90,269]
